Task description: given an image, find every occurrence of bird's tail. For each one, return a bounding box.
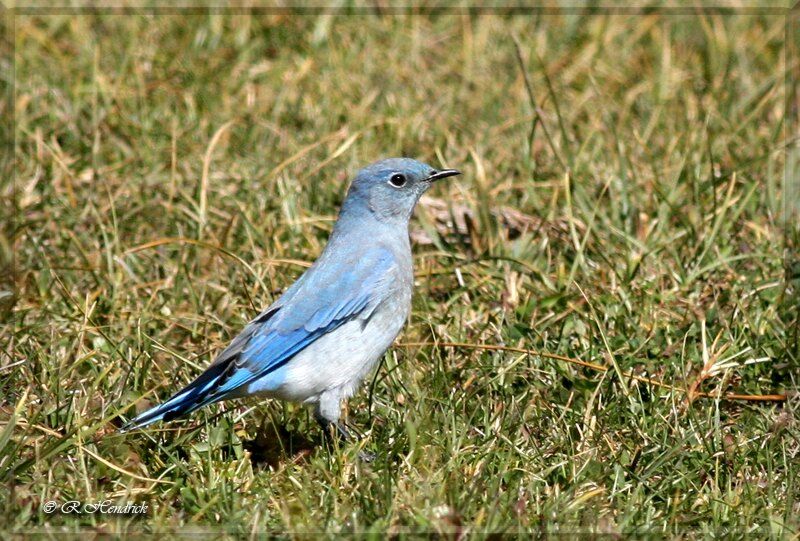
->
[119,360,231,433]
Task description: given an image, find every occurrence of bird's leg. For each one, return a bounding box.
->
[314,393,350,442]
[314,415,352,442]
[314,393,374,462]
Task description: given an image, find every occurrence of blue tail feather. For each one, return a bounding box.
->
[119,360,230,432]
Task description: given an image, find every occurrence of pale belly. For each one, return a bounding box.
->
[243,300,408,404]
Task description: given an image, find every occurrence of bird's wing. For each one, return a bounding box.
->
[119,245,396,431]
[203,245,396,399]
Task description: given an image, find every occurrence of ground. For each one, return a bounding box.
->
[2,6,798,536]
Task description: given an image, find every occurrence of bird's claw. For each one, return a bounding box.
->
[357,449,376,462]
[317,419,374,461]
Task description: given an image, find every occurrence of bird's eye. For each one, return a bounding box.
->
[389,174,407,188]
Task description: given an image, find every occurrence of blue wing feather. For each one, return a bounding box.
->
[208,249,394,397]
[120,246,396,430]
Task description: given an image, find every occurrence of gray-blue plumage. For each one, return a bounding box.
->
[120,158,460,436]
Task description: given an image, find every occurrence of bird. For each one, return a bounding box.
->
[120,157,460,444]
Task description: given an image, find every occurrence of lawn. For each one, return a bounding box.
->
[3,6,798,536]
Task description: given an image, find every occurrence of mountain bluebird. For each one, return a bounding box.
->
[121,158,460,443]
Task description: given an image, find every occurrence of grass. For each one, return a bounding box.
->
[3,6,799,536]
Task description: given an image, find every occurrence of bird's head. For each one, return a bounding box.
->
[342,157,460,223]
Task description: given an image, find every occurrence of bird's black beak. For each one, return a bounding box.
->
[427,169,461,182]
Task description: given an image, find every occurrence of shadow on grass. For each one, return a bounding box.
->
[243,423,319,469]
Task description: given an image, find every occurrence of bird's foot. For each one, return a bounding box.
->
[317,418,373,462]
[317,419,351,442]
[357,449,376,463]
